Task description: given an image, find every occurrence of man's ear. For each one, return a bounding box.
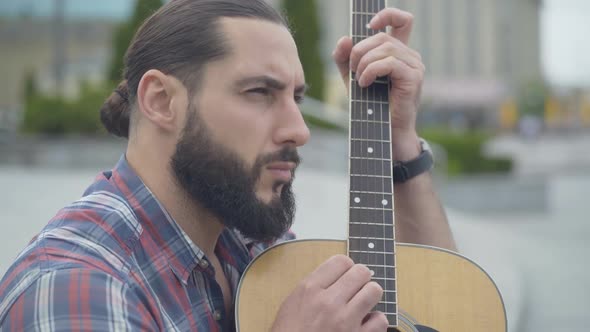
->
[136,69,181,134]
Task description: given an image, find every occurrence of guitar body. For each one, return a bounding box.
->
[235,240,506,332]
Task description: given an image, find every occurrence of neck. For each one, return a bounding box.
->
[126,145,224,257]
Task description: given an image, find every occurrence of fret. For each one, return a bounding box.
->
[350,99,389,105]
[349,221,393,225]
[350,109,390,123]
[351,33,382,39]
[360,265,394,278]
[381,289,398,305]
[365,263,393,268]
[350,78,389,85]
[349,206,392,212]
[350,121,390,141]
[349,239,394,253]
[349,224,394,241]
[351,11,382,16]
[351,141,391,160]
[349,250,394,254]
[350,174,391,179]
[349,253,394,269]
[351,119,390,124]
[350,156,390,161]
[351,138,389,143]
[378,300,397,304]
[350,192,393,209]
[375,303,397,314]
[372,278,397,292]
[349,208,393,224]
[350,159,392,176]
[350,174,392,193]
[351,83,389,102]
[350,190,391,195]
[350,236,394,241]
[352,13,380,37]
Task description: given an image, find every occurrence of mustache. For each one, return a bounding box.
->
[259,147,301,168]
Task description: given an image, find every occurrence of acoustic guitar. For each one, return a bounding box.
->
[236,0,507,330]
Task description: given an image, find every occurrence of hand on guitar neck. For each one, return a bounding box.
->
[332,6,456,251]
[332,7,425,163]
[271,255,388,332]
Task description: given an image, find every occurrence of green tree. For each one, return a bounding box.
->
[22,70,38,100]
[108,0,163,82]
[281,0,325,101]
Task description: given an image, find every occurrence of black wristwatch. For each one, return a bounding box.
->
[392,138,434,183]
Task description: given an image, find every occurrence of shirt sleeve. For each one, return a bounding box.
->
[1,268,158,331]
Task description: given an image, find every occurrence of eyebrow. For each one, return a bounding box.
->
[235,75,309,95]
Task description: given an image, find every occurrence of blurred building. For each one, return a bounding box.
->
[1,0,544,132]
[270,0,544,129]
[0,17,115,133]
[402,0,542,128]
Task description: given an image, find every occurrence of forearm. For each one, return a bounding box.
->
[393,172,457,251]
[391,131,457,251]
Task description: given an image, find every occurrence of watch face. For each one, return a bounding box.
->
[419,138,434,161]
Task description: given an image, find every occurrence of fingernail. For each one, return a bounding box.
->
[369,15,378,25]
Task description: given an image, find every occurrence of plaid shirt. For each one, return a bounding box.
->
[0,156,293,331]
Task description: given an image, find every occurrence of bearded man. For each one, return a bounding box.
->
[0,0,455,331]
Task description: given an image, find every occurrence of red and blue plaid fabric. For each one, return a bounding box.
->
[0,156,294,331]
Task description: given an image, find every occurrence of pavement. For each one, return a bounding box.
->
[1,130,589,331]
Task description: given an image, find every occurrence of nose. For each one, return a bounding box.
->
[273,98,310,147]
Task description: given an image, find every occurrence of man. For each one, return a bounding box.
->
[0,0,455,331]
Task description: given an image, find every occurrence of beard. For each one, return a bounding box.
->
[170,104,299,243]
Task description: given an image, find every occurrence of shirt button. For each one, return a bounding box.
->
[213,310,222,321]
[198,259,209,269]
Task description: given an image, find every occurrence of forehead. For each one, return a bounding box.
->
[214,17,304,85]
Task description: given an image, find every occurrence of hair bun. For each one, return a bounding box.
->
[100,80,131,138]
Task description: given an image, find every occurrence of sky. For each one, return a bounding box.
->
[541,0,590,88]
[0,0,589,88]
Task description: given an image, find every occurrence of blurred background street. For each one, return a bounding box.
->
[1,0,589,331]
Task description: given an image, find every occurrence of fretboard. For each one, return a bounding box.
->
[348,0,397,327]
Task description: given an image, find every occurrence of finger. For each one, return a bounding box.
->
[356,41,423,82]
[350,33,422,75]
[369,8,414,45]
[325,263,372,304]
[332,36,354,83]
[361,312,389,332]
[303,254,354,289]
[347,281,384,321]
[357,55,422,88]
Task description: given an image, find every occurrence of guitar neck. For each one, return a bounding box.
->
[348,0,397,327]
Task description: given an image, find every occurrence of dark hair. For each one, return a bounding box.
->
[100,0,288,138]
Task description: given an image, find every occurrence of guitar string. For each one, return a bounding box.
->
[352,0,395,323]
[372,0,389,317]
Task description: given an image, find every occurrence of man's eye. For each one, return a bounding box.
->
[248,88,270,95]
[294,95,305,105]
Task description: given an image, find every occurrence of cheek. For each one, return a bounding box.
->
[202,99,273,167]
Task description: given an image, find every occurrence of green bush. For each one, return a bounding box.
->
[21,83,113,136]
[420,128,512,176]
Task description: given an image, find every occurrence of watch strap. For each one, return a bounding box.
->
[392,148,433,183]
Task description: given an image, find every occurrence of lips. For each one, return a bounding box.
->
[266,162,296,182]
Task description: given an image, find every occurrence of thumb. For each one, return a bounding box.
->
[332,36,353,89]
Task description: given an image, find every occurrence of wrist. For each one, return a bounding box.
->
[391,131,420,161]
